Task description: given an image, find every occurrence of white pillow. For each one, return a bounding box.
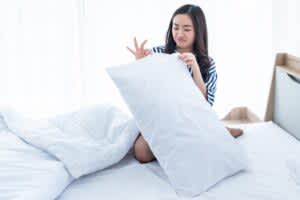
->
[106,53,248,197]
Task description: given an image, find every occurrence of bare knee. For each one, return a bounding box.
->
[134,134,155,163]
[227,127,243,138]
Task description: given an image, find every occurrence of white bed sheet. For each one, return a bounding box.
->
[0,128,73,200]
[58,122,300,200]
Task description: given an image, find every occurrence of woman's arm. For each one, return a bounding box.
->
[178,53,207,99]
[192,72,207,100]
[205,67,217,106]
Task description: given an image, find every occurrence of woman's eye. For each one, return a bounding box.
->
[173,27,179,31]
[184,29,191,32]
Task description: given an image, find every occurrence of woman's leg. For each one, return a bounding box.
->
[133,127,242,163]
[227,127,243,138]
[134,133,156,163]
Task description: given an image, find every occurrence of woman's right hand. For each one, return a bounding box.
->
[127,37,151,60]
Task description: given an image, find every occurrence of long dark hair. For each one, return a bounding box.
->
[165,4,210,81]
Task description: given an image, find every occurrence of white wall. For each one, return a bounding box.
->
[272,0,300,56]
[212,0,273,119]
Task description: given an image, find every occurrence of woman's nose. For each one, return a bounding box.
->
[176,30,184,37]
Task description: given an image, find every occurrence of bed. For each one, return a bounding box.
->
[58,122,300,200]
[0,128,72,200]
[1,53,300,200]
[58,52,300,199]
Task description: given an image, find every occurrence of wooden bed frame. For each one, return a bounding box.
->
[223,53,300,141]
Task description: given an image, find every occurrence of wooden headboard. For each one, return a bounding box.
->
[265,53,300,141]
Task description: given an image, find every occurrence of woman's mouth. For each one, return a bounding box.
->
[176,38,186,43]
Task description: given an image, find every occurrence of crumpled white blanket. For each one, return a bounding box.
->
[0,104,140,178]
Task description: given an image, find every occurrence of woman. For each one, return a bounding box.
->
[127,4,243,163]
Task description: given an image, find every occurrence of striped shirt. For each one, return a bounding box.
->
[151,46,217,106]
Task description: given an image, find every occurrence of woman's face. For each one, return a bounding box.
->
[172,14,195,52]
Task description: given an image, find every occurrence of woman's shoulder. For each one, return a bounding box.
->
[151,46,165,53]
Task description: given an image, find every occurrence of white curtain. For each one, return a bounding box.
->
[0,0,298,119]
[0,0,83,117]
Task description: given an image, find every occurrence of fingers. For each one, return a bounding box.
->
[178,53,194,62]
[128,37,149,59]
[134,37,148,49]
[178,53,191,60]
[134,37,138,50]
[141,40,148,50]
[178,54,185,60]
[126,46,135,55]
[178,54,195,67]
[145,49,151,56]
[178,53,189,62]
[178,54,190,62]
[186,60,193,66]
[182,58,193,66]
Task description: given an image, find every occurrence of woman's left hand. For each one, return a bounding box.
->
[178,53,200,74]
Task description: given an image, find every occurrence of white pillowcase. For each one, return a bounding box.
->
[106,53,248,197]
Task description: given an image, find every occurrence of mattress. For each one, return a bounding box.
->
[57,122,300,200]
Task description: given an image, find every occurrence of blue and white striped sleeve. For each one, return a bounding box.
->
[151,46,165,54]
[205,59,217,106]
